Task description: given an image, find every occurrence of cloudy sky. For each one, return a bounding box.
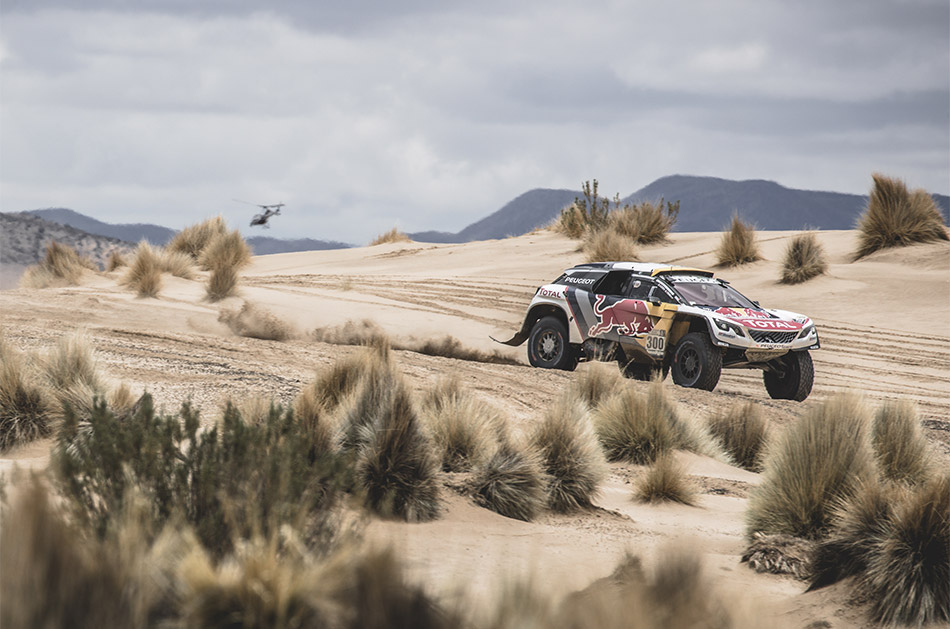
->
[1,0,947,244]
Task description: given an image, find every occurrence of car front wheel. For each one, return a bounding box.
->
[671,332,722,391]
[527,316,577,371]
[763,350,813,401]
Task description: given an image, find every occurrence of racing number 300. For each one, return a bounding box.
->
[645,331,666,356]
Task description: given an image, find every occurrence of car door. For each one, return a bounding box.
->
[586,272,654,340]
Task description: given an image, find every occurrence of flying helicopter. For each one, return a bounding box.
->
[234,200,285,228]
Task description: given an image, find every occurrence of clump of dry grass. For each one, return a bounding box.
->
[105,249,127,272]
[870,399,933,485]
[41,331,106,422]
[779,231,827,284]
[855,173,949,259]
[741,533,814,579]
[472,440,548,521]
[635,453,697,505]
[369,227,411,246]
[159,249,197,279]
[716,214,761,267]
[607,199,679,244]
[205,266,238,301]
[0,335,54,451]
[551,203,589,239]
[121,242,164,298]
[551,180,611,239]
[218,302,295,341]
[583,229,639,263]
[530,394,607,512]
[571,363,623,411]
[707,402,769,472]
[20,241,95,288]
[747,394,876,539]
[167,215,228,260]
[198,229,252,273]
[420,375,500,472]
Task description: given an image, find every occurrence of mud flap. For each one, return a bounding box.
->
[490,330,529,347]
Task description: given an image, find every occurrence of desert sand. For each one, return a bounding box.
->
[1,229,948,627]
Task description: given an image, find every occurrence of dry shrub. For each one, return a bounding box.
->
[420,375,500,472]
[20,241,94,288]
[0,336,54,451]
[302,346,392,421]
[747,394,876,539]
[608,199,679,244]
[354,379,442,521]
[636,453,697,505]
[122,242,163,298]
[41,331,106,422]
[222,395,276,426]
[167,215,228,260]
[707,402,769,472]
[716,214,761,267]
[106,249,127,272]
[472,440,547,522]
[530,394,607,512]
[551,204,588,239]
[780,232,827,284]
[741,532,814,579]
[571,363,623,411]
[159,249,197,279]
[871,399,933,485]
[205,265,239,301]
[855,173,949,259]
[218,301,295,341]
[198,229,252,273]
[369,227,411,246]
[583,229,639,263]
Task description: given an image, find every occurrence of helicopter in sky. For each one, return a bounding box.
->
[235,200,285,227]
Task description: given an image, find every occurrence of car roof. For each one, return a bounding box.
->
[568,262,714,278]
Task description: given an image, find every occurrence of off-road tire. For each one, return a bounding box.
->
[763,350,813,401]
[671,332,722,391]
[528,316,577,371]
[617,346,668,381]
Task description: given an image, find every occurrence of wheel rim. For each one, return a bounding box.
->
[679,346,700,382]
[536,329,561,362]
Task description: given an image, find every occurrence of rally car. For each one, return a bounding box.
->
[494,262,819,400]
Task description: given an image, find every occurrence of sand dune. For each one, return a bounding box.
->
[1,228,947,627]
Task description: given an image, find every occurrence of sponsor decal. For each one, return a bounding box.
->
[562,275,597,286]
[715,307,769,319]
[538,287,565,299]
[738,318,802,330]
[588,295,654,337]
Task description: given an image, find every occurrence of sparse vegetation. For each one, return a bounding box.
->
[40,331,106,423]
[370,227,411,246]
[205,265,239,301]
[121,242,164,298]
[0,336,53,451]
[780,231,827,284]
[636,452,697,505]
[472,440,547,521]
[552,180,611,238]
[608,199,680,244]
[530,394,607,512]
[716,214,761,267]
[218,301,295,341]
[855,173,949,259]
[583,229,639,263]
[20,241,95,288]
[159,248,197,279]
[420,375,499,472]
[871,399,933,485]
[105,249,127,272]
[198,228,252,273]
[707,402,769,472]
[741,532,814,579]
[571,363,624,411]
[747,394,876,539]
[166,215,228,260]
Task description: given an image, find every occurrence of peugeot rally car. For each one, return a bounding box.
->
[494,262,819,400]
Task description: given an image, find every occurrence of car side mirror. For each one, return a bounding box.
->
[651,299,661,306]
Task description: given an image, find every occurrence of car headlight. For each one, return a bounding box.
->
[797,324,815,339]
[714,319,744,336]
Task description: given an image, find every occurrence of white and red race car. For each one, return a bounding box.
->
[495,262,819,400]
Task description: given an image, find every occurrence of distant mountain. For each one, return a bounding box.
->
[28,208,177,246]
[24,208,352,254]
[410,176,950,243]
[411,189,579,243]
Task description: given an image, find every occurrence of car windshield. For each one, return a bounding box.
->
[670,280,757,309]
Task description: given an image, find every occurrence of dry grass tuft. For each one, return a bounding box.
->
[871,399,933,485]
[741,533,814,579]
[218,301,295,341]
[747,394,876,540]
[20,241,94,288]
[41,331,105,420]
[106,249,127,272]
[205,265,239,301]
[571,363,623,410]
[607,199,679,244]
[707,402,769,472]
[198,229,252,273]
[551,204,588,239]
[121,242,164,298]
[472,440,547,521]
[583,229,639,263]
[159,249,197,279]
[855,173,949,259]
[167,215,228,260]
[636,453,697,505]
[369,227,412,246]
[0,336,54,451]
[530,394,607,512]
[780,231,827,284]
[420,375,500,472]
[716,214,761,267]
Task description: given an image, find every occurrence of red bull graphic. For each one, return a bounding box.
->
[588,295,654,337]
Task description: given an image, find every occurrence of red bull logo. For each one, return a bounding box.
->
[588,295,653,337]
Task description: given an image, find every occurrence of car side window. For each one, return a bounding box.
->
[625,277,653,300]
[650,284,677,304]
[596,271,630,296]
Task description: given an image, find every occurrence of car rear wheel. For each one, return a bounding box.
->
[763,350,813,401]
[527,316,577,371]
[671,332,721,391]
